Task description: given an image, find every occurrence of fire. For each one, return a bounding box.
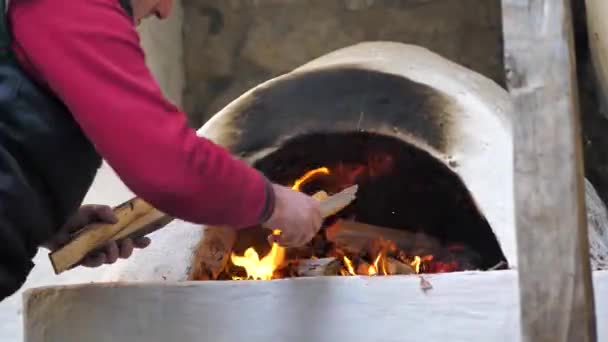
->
[340,256,357,276]
[291,167,330,191]
[226,162,466,280]
[337,247,434,276]
[230,242,285,280]
[230,167,330,280]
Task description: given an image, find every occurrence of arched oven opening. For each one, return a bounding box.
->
[219,131,508,280]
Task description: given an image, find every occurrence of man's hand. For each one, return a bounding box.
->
[42,204,151,268]
[264,184,323,248]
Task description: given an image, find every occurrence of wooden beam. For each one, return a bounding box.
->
[501,0,597,341]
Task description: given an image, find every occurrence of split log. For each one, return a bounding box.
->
[49,198,172,274]
[267,185,358,244]
[188,226,236,281]
[318,185,358,218]
[326,219,442,256]
[296,257,341,277]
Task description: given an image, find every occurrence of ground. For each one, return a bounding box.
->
[0,163,134,341]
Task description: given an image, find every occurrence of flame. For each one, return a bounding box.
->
[230,243,285,280]
[341,256,357,276]
[410,256,422,273]
[409,255,434,274]
[368,264,377,276]
[230,167,330,280]
[291,167,330,191]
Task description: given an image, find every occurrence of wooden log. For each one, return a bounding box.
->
[111,209,173,241]
[325,219,441,255]
[386,258,416,275]
[48,198,171,274]
[188,226,237,281]
[296,257,341,277]
[501,0,597,341]
[318,185,358,218]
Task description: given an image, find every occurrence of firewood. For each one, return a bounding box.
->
[266,185,358,244]
[48,197,172,274]
[188,226,237,280]
[318,185,358,218]
[356,261,372,275]
[112,209,174,241]
[296,257,341,277]
[386,257,415,275]
[312,191,329,201]
[326,219,442,256]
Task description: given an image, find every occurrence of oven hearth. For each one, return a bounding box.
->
[205,131,508,281]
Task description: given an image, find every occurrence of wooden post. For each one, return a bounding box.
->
[501,0,597,341]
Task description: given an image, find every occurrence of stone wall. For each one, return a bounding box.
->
[181,0,505,128]
[138,3,186,107]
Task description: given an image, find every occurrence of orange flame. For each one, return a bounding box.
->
[230,242,285,280]
[291,167,330,191]
[341,256,357,276]
[231,167,330,280]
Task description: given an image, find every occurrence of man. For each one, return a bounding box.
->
[0,0,322,300]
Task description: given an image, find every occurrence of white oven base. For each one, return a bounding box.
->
[23,270,608,342]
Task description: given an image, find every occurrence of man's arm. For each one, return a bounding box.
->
[9,0,274,227]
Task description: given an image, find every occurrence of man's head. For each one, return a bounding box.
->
[132,0,173,24]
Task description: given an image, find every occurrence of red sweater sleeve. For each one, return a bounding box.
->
[8,0,275,227]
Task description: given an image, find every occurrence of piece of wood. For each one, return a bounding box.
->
[296,257,341,277]
[318,185,358,218]
[49,197,162,274]
[501,0,597,341]
[326,219,441,256]
[111,209,173,241]
[188,226,236,280]
[386,258,416,275]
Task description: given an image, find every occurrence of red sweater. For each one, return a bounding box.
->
[7,0,274,228]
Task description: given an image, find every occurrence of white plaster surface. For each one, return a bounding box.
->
[22,270,608,342]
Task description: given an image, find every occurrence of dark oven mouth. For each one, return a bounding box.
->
[221,131,508,280]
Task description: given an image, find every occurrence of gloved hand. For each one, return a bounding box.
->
[42,204,151,268]
[263,184,322,248]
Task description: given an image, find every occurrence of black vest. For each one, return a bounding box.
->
[0,0,133,300]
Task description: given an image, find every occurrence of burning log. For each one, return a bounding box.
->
[296,257,341,277]
[355,261,373,275]
[326,219,442,256]
[386,258,416,275]
[188,226,236,280]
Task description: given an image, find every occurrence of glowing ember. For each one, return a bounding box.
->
[230,167,330,280]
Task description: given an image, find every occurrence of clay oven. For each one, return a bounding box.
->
[101,42,518,283]
[190,42,514,280]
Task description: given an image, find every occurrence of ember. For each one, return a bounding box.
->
[227,161,485,281]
